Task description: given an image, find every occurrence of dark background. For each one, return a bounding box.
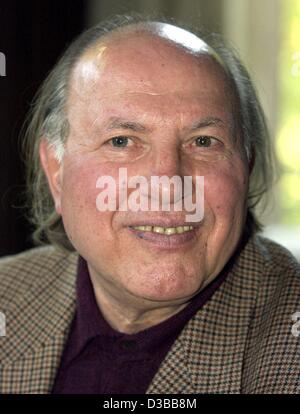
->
[0,0,86,256]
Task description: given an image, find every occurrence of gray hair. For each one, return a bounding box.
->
[23,13,276,251]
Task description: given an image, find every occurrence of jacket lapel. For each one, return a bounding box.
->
[147,237,262,394]
[0,249,78,393]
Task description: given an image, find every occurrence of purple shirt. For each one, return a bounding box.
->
[52,256,229,394]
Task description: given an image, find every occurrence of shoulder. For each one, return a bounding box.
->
[244,234,300,287]
[0,245,78,309]
[255,235,299,269]
[255,235,300,289]
[244,235,300,317]
[242,235,300,393]
[230,234,300,306]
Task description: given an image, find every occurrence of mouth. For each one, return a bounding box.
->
[127,223,200,250]
[130,224,195,234]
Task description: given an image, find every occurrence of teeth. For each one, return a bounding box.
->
[176,226,185,234]
[165,227,177,235]
[153,226,165,234]
[131,225,194,235]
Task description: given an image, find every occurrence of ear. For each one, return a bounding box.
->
[39,138,63,215]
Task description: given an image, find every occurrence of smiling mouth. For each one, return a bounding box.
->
[129,225,195,235]
[127,224,200,249]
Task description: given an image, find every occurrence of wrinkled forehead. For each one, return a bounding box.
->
[66,23,242,149]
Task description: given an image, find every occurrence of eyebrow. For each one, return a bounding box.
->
[189,116,226,131]
[106,117,148,132]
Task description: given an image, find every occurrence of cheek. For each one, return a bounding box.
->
[62,156,122,206]
[203,163,248,219]
[61,157,147,218]
[60,160,117,242]
[62,166,98,211]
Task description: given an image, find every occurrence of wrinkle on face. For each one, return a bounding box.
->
[69,61,236,139]
[68,76,236,133]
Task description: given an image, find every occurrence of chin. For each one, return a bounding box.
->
[126,270,205,303]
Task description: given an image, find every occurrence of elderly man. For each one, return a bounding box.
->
[0,15,299,394]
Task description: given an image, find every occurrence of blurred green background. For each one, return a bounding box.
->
[277,0,300,226]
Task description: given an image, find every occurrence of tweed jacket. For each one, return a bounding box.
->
[0,235,300,394]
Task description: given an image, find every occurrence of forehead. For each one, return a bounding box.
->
[68,32,236,126]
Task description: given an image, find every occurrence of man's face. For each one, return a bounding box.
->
[49,33,249,305]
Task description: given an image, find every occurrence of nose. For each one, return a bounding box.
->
[149,145,183,178]
[143,145,187,208]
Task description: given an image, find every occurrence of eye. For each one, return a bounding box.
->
[195,136,214,147]
[109,136,131,147]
